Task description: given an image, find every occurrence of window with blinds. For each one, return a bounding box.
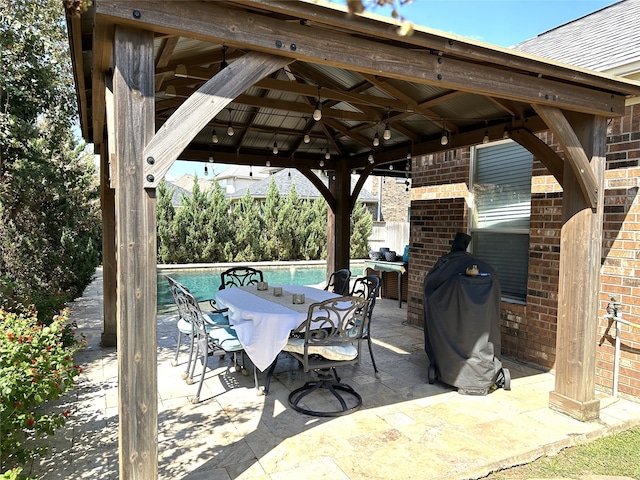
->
[471,140,532,302]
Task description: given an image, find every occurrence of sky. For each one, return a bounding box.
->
[166,0,619,180]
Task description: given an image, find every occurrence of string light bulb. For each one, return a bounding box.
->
[313,86,322,121]
[440,131,449,146]
[272,141,278,155]
[373,132,380,147]
[227,120,234,136]
[503,127,510,139]
[320,159,325,168]
[389,164,394,170]
[483,130,490,144]
[368,153,374,164]
[303,132,310,144]
[266,159,271,167]
[204,165,209,176]
[313,100,322,121]
[325,148,330,160]
[383,122,391,140]
[212,129,219,144]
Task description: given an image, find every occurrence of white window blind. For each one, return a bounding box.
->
[471,141,532,301]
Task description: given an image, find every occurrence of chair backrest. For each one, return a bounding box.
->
[180,286,208,336]
[324,268,351,295]
[219,266,264,289]
[293,296,370,351]
[167,276,191,321]
[350,275,381,319]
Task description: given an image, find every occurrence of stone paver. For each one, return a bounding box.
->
[22,269,640,479]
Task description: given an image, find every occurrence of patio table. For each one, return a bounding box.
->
[216,284,339,372]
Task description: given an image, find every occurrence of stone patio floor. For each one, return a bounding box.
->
[22,269,640,479]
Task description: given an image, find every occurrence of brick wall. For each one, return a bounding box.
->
[406,104,640,398]
[370,176,411,222]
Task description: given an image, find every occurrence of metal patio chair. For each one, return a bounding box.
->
[219,266,264,289]
[281,295,371,417]
[324,268,352,295]
[166,276,229,378]
[350,274,382,378]
[179,284,250,404]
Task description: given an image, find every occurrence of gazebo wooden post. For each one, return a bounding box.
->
[113,25,158,478]
[99,139,117,347]
[548,111,607,421]
[330,162,352,272]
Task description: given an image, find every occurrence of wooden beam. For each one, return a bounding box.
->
[510,128,564,185]
[155,36,179,91]
[91,16,113,146]
[143,51,291,188]
[331,161,353,271]
[112,25,157,478]
[99,139,117,348]
[95,0,628,117]
[159,86,373,123]
[549,112,606,421]
[233,0,640,96]
[534,104,598,209]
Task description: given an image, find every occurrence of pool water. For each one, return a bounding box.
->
[158,265,327,308]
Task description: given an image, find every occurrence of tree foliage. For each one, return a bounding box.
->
[0,0,102,322]
[156,177,372,264]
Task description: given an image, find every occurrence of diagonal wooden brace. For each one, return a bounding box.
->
[143,52,291,189]
[533,104,599,209]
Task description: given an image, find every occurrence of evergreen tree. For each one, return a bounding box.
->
[0,1,101,321]
[203,180,234,262]
[350,201,373,259]
[262,176,282,259]
[299,197,328,260]
[232,189,264,262]
[156,180,176,263]
[273,183,299,259]
[171,176,210,263]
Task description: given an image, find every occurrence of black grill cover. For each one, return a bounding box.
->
[423,233,503,394]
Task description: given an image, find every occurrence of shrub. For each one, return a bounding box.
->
[0,307,85,472]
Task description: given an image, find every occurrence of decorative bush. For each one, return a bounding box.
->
[0,307,85,472]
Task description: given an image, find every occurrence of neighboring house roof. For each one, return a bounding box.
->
[164,181,192,207]
[515,0,640,77]
[215,164,269,181]
[229,168,379,204]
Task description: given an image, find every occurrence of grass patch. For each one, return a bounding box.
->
[486,427,640,479]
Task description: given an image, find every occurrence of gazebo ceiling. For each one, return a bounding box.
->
[68,0,640,178]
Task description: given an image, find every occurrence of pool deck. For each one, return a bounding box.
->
[22,268,640,479]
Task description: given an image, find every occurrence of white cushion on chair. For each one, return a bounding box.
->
[178,313,228,335]
[283,337,358,361]
[177,317,193,335]
[203,312,229,326]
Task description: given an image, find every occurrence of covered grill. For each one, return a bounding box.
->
[423,233,510,395]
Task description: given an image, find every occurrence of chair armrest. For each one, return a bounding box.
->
[208,299,229,315]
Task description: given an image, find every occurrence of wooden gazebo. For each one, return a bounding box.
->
[65,1,640,477]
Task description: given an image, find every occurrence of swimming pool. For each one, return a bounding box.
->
[157,263,328,309]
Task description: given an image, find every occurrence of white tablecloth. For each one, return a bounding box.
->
[216,285,339,371]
